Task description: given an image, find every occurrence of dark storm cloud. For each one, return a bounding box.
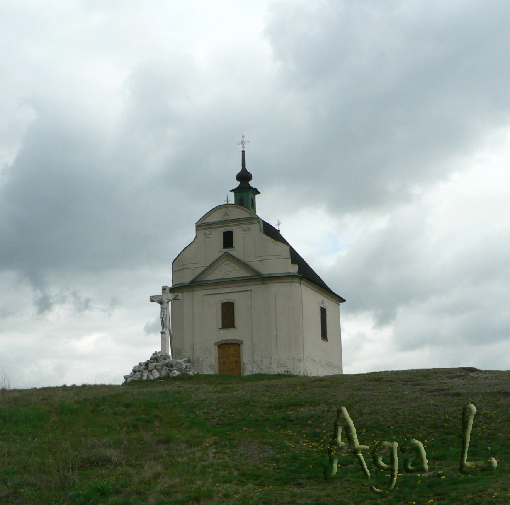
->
[0,91,194,283]
[3,0,508,312]
[0,0,509,387]
[264,0,510,213]
[0,49,241,322]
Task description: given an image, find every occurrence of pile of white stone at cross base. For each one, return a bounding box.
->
[124,351,196,383]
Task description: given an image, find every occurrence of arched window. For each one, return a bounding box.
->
[221,301,235,328]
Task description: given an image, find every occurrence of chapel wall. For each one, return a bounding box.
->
[171,280,342,376]
[171,290,199,364]
[301,282,343,376]
[249,282,276,374]
[248,279,305,375]
[170,284,254,375]
[196,204,256,225]
[201,286,253,374]
[172,238,200,285]
[274,280,305,375]
[170,278,309,376]
[170,205,343,377]
[173,211,299,287]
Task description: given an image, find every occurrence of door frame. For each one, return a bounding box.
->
[215,339,243,375]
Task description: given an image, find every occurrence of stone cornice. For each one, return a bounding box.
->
[170,273,345,304]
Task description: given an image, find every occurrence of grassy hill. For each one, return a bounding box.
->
[1,367,509,504]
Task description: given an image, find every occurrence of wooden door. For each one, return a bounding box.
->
[218,343,241,375]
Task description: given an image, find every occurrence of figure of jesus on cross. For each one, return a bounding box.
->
[150,286,181,357]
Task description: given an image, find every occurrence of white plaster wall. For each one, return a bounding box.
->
[169,291,192,361]
[170,204,343,377]
[172,239,200,285]
[170,277,308,375]
[172,205,298,286]
[274,280,305,375]
[171,284,254,374]
[301,282,343,376]
[203,288,252,374]
[171,278,343,376]
[250,278,304,375]
[198,205,257,224]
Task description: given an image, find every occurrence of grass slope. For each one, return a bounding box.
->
[1,367,509,504]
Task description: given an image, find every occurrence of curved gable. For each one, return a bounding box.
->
[196,204,257,225]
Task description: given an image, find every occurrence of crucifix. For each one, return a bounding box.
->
[276,219,282,231]
[150,286,181,357]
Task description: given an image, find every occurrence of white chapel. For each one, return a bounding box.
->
[167,140,345,376]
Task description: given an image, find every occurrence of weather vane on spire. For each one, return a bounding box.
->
[237,134,249,150]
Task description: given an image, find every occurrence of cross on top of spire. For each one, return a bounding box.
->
[237,134,249,150]
[231,134,259,213]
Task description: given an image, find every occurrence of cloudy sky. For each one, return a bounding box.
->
[1,0,510,389]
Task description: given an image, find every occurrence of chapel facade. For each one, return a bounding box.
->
[169,143,345,376]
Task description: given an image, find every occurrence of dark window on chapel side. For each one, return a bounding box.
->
[221,301,235,328]
[223,230,234,249]
[320,306,327,340]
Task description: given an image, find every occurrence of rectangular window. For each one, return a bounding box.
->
[320,306,327,340]
[221,301,235,328]
[223,230,234,249]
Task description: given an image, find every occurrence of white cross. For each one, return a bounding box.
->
[276,219,282,231]
[150,286,181,357]
[237,134,249,150]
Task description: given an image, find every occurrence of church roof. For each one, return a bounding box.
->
[261,220,345,302]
